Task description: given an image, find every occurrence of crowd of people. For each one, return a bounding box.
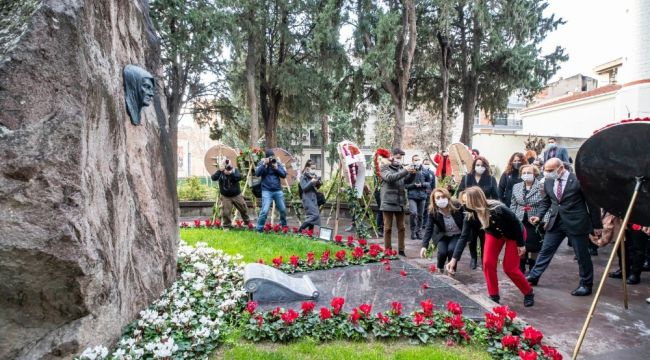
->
[210,139,650,307]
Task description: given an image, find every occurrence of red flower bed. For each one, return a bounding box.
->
[242,300,563,360]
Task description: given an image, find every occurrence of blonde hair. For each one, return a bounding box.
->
[520,164,540,177]
[462,187,501,229]
[428,188,460,214]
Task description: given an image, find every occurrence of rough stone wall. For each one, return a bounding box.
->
[0,1,178,359]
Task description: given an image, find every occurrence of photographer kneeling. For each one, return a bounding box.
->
[298,160,323,232]
[211,159,251,228]
[255,149,288,231]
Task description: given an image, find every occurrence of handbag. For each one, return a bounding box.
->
[316,191,326,206]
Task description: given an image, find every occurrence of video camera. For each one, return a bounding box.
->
[267,156,277,165]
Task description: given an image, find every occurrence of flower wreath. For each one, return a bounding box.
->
[373,148,391,181]
[593,117,650,134]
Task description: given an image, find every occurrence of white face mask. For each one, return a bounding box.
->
[544,169,559,181]
[475,166,486,175]
[413,160,422,166]
[423,164,431,170]
[435,198,449,208]
[392,158,402,166]
[547,142,557,149]
[521,174,535,182]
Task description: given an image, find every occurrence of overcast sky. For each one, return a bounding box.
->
[541,0,630,81]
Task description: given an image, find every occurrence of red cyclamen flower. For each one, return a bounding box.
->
[501,335,520,350]
[359,303,372,318]
[350,308,361,325]
[281,309,299,325]
[272,256,283,267]
[334,234,343,243]
[320,307,332,320]
[518,349,538,360]
[335,250,346,262]
[446,301,462,315]
[245,301,258,314]
[347,236,354,246]
[420,299,435,317]
[450,314,464,330]
[523,326,544,346]
[301,301,316,315]
[352,247,364,259]
[306,252,315,265]
[290,255,299,267]
[391,301,402,316]
[331,297,345,315]
[358,239,367,246]
[541,345,563,360]
[320,250,330,263]
[413,312,425,326]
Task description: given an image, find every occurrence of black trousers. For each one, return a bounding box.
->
[617,228,649,276]
[436,235,460,269]
[469,230,485,261]
[528,216,594,287]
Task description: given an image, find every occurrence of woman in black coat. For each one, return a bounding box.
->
[456,156,498,269]
[419,188,464,270]
[498,152,524,207]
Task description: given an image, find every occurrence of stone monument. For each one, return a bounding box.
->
[244,264,319,302]
[0,1,178,359]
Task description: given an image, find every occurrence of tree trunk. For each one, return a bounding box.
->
[245,31,259,147]
[265,93,280,148]
[392,99,406,150]
[438,32,450,151]
[320,114,328,178]
[459,77,478,146]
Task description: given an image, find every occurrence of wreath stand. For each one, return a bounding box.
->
[322,162,379,238]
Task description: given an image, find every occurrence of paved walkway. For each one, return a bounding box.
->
[181,214,650,359]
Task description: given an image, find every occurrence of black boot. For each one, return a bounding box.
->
[520,258,527,274]
[528,258,537,273]
[470,257,478,270]
[524,291,535,307]
[627,273,641,285]
[489,294,500,304]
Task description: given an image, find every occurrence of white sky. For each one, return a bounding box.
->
[541,0,631,82]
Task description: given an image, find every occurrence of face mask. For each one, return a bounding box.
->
[423,165,431,170]
[521,174,535,182]
[544,170,559,181]
[392,159,402,166]
[413,161,422,166]
[475,166,486,175]
[547,142,557,149]
[512,162,521,170]
[435,198,449,208]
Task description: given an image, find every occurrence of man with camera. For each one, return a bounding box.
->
[211,159,251,228]
[380,148,417,256]
[255,149,288,231]
[406,154,432,240]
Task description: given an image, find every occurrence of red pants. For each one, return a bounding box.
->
[483,233,533,296]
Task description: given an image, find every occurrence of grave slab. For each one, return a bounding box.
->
[256,260,486,320]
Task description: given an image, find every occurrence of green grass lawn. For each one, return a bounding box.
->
[219,339,491,360]
[180,228,347,263]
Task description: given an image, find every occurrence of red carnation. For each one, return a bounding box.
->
[422,282,430,290]
[281,309,299,325]
[292,227,299,233]
[429,264,437,273]
[273,224,281,233]
[245,301,258,314]
[632,223,642,231]
[391,301,403,316]
[290,255,299,267]
[205,219,212,227]
[518,349,538,360]
[334,234,343,243]
[248,222,254,229]
[301,301,316,315]
[384,264,392,271]
[400,269,407,277]
[446,301,462,315]
[214,219,221,228]
[282,226,289,233]
[320,307,332,320]
[523,326,544,346]
[352,246,364,259]
[359,303,372,318]
[358,239,367,247]
[501,335,520,350]
[369,248,379,257]
[335,250,347,262]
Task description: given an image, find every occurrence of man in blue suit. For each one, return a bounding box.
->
[542,137,570,164]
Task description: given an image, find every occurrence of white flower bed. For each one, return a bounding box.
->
[78,242,247,359]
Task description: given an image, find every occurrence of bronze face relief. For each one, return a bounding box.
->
[123,65,155,125]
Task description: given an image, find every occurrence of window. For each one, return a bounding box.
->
[492,113,508,126]
[309,154,322,170]
[309,130,322,147]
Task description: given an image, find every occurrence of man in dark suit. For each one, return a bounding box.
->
[543,137,571,164]
[526,158,603,296]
